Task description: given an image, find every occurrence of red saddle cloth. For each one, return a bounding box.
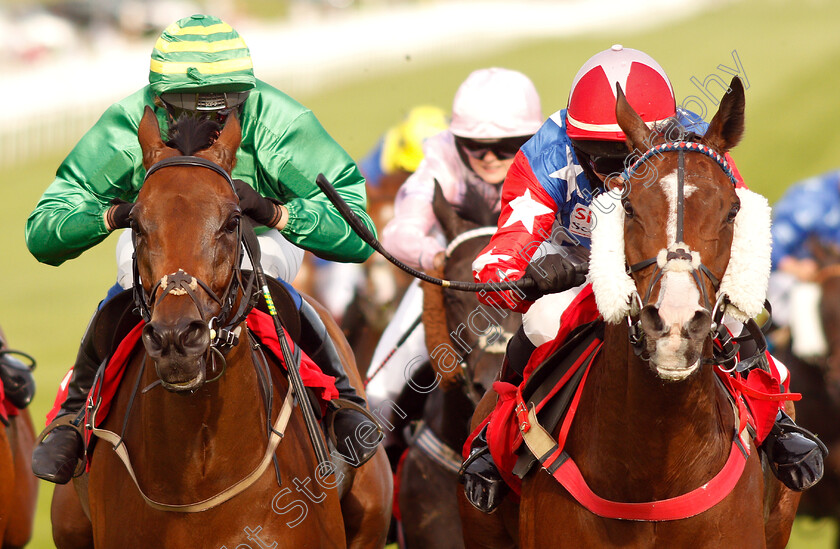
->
[0,378,20,424]
[464,284,799,498]
[46,309,339,429]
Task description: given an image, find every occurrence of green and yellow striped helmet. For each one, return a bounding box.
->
[149,14,256,95]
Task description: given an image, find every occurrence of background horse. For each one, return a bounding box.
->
[0,325,37,548]
[459,78,799,548]
[776,239,840,542]
[52,108,391,548]
[397,184,521,548]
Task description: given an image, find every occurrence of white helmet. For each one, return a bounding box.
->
[449,68,543,139]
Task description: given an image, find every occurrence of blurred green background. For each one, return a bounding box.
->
[2,0,840,547]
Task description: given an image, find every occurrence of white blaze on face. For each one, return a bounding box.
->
[651,171,704,379]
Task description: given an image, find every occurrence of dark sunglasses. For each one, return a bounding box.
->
[587,154,628,176]
[455,135,531,160]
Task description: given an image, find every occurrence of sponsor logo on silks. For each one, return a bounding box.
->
[568,204,594,238]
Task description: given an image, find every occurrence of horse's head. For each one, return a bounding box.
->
[432,183,519,393]
[590,77,772,381]
[134,106,243,391]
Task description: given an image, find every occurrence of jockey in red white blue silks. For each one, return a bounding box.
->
[365,68,543,462]
[768,170,840,358]
[460,45,826,513]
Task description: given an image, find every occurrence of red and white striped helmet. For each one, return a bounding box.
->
[565,45,676,142]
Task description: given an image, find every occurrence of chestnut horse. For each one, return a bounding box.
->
[459,77,800,548]
[397,184,520,548]
[0,326,37,548]
[51,108,391,548]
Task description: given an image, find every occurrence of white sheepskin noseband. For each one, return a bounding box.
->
[589,187,772,324]
[590,192,636,324]
[717,187,772,321]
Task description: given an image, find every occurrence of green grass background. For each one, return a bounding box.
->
[3,0,840,546]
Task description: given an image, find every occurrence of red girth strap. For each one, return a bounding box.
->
[518,351,752,521]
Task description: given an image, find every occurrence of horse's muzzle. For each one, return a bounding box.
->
[142,319,210,391]
[639,305,711,380]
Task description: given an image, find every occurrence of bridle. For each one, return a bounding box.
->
[618,141,763,367]
[132,156,259,358]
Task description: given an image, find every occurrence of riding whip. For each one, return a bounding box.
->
[241,221,332,468]
[315,174,535,294]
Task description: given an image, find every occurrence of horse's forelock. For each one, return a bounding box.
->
[166,114,221,156]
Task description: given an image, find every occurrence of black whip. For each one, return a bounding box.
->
[315,174,535,294]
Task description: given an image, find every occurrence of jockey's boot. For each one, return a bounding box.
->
[458,327,533,513]
[31,311,103,484]
[762,410,828,491]
[502,325,535,384]
[299,299,381,467]
[459,424,509,513]
[0,349,36,409]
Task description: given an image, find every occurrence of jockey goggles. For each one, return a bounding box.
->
[454,135,531,160]
[572,139,631,176]
[159,91,250,124]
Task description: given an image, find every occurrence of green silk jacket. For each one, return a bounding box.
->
[26,79,375,266]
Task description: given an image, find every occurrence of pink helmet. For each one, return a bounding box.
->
[449,68,543,139]
[565,45,676,142]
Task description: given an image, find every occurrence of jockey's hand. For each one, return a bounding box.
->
[522,246,589,301]
[106,198,134,231]
[233,179,283,228]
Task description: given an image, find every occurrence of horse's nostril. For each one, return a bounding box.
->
[179,320,210,354]
[142,323,165,357]
[640,305,666,338]
[685,310,712,340]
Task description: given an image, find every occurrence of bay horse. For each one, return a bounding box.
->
[0,326,37,548]
[776,239,840,539]
[397,183,521,548]
[459,77,800,548]
[51,107,392,548]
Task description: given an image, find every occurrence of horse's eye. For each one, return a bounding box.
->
[727,202,740,223]
[623,199,634,218]
[223,215,240,234]
[130,218,142,236]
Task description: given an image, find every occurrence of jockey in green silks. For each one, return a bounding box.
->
[28,14,380,484]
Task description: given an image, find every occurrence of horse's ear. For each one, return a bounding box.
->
[203,111,241,173]
[615,83,651,153]
[138,106,169,169]
[432,180,471,241]
[701,77,745,154]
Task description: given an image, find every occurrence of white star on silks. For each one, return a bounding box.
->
[473,250,512,273]
[549,145,584,201]
[502,189,554,234]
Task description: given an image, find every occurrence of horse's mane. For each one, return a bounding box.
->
[166,114,221,155]
[455,182,500,227]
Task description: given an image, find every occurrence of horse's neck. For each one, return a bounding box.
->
[568,322,732,496]
[129,330,273,496]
